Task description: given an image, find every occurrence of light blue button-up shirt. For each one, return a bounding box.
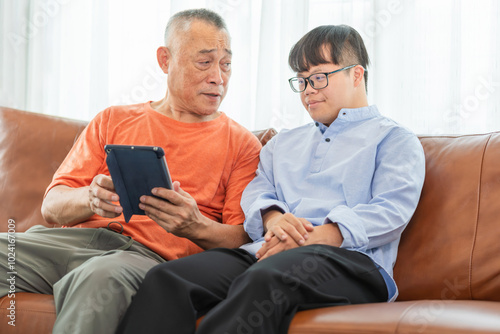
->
[240,105,425,301]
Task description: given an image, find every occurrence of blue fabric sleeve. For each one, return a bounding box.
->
[327,130,425,252]
[241,136,290,241]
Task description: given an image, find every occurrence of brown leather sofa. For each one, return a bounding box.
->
[1,106,500,333]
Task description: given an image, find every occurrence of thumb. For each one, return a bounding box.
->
[264,229,275,242]
[172,181,191,198]
[300,218,314,232]
[172,181,181,192]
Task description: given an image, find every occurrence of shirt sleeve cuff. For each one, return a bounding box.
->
[325,205,368,252]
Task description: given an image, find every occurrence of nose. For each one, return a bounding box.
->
[303,80,317,95]
[208,65,224,85]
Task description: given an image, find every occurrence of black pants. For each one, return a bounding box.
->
[116,245,388,334]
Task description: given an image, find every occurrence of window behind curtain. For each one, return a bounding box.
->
[1,0,499,134]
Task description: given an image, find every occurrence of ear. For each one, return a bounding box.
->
[352,65,365,89]
[157,46,170,74]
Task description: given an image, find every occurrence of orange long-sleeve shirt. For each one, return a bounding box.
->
[45,102,261,260]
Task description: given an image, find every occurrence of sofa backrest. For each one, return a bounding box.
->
[0,107,276,233]
[1,106,499,303]
[0,107,87,232]
[394,133,500,302]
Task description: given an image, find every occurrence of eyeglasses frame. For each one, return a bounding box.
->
[288,64,362,93]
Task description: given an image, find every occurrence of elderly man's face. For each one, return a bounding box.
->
[164,20,232,118]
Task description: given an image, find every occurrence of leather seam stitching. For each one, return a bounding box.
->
[469,133,492,300]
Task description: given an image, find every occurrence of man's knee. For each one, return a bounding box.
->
[58,255,125,295]
[54,252,147,320]
[238,265,282,290]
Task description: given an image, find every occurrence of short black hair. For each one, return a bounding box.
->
[164,8,228,46]
[288,25,370,91]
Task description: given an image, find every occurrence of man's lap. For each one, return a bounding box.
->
[142,244,385,298]
[0,225,164,296]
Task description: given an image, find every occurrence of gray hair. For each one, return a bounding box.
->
[164,8,228,47]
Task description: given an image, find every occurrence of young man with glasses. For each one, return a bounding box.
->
[117,24,425,334]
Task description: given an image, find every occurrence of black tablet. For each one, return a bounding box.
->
[104,144,173,222]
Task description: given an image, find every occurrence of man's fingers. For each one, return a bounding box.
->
[95,174,116,191]
[93,198,122,214]
[264,230,274,242]
[299,218,315,232]
[283,213,308,233]
[280,216,308,245]
[91,175,119,201]
[265,226,286,242]
[150,187,185,206]
[94,208,122,218]
[89,197,122,218]
[266,213,312,245]
[172,181,184,194]
[92,186,119,202]
[89,175,122,217]
[256,237,280,259]
[257,237,298,261]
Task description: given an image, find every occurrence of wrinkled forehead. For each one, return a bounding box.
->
[170,20,231,55]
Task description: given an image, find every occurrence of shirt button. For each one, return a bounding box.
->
[325,138,330,142]
[315,122,319,127]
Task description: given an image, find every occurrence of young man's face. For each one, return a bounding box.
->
[298,62,354,127]
[163,20,232,117]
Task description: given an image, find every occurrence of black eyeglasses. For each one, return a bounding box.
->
[288,65,361,93]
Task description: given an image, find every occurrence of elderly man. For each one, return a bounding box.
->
[0,8,260,334]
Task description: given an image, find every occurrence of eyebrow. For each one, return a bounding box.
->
[199,48,232,56]
[297,67,329,76]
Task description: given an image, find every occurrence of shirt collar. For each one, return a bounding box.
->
[314,105,380,134]
[337,105,380,122]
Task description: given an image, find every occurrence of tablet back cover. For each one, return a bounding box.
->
[105,146,171,222]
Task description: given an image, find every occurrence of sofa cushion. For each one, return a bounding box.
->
[0,292,55,333]
[287,300,500,334]
[3,296,500,334]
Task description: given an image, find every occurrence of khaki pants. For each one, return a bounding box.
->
[0,225,165,334]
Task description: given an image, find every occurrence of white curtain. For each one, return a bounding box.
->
[1,0,499,134]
